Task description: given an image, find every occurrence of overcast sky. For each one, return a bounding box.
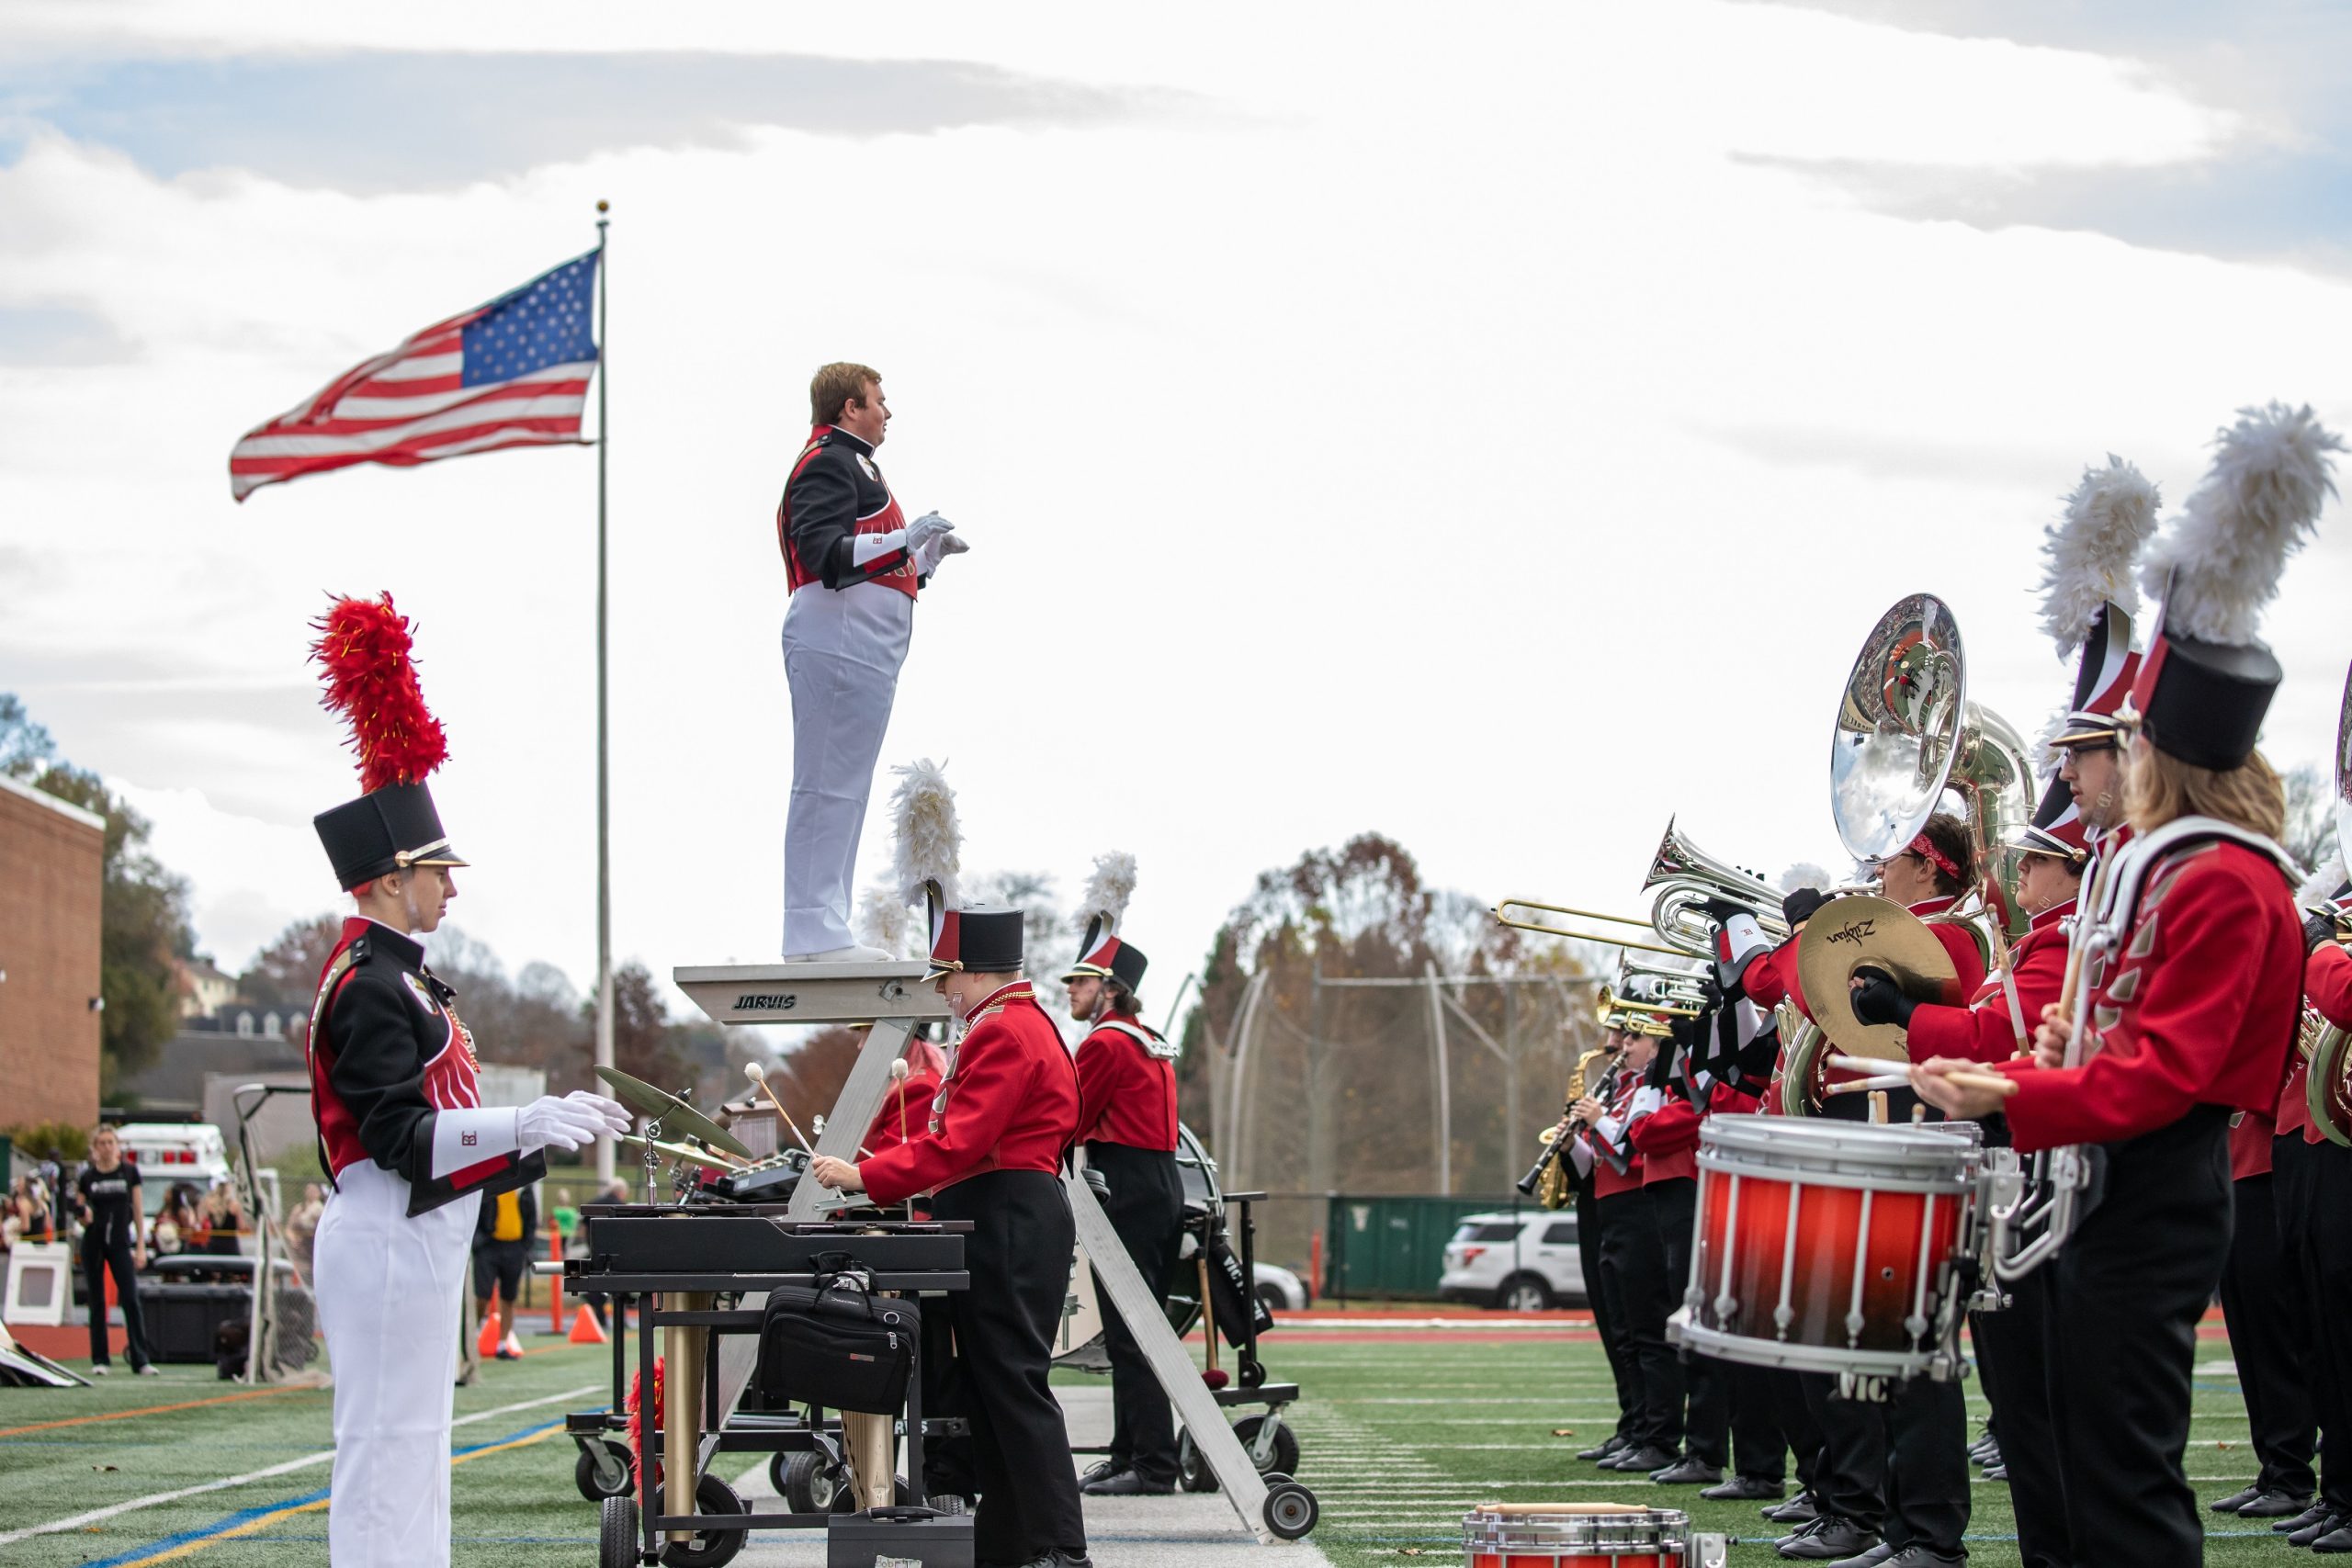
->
[4,2,2348,1033]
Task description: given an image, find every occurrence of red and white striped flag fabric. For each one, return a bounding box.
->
[230,250,599,501]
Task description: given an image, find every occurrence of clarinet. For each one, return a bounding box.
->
[1516,1110,1582,1197]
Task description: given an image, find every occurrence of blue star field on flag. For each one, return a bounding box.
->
[460,251,600,387]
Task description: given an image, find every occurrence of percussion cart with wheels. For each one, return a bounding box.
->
[558,1206,975,1568]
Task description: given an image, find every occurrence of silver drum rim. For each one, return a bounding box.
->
[1700,1117,1978,1193]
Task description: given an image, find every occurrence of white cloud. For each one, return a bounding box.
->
[5,4,2346,1028]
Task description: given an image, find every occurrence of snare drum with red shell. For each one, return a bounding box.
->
[1463,1503,1719,1568]
[1671,1117,1982,1383]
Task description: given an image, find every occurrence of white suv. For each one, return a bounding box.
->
[1437,1211,1586,1311]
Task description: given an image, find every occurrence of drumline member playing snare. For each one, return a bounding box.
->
[1913,400,2335,1568]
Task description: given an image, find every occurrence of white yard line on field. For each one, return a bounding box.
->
[0,1383,600,1548]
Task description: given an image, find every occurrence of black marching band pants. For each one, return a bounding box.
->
[1573,1177,1639,1440]
[1597,1184,1684,1452]
[81,1223,153,1371]
[2218,1164,2314,1500]
[1970,1264,2068,1567]
[2277,1132,2352,1514]
[2045,1105,2234,1568]
[1650,1176,1756,1475]
[922,1171,1089,1564]
[1086,1141,1185,1487]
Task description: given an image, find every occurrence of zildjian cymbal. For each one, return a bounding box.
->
[594,1066,753,1158]
[615,1132,742,1173]
[1795,894,1965,1064]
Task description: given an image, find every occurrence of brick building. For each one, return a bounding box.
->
[0,773,106,1130]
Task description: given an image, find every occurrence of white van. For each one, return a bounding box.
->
[115,1122,234,1216]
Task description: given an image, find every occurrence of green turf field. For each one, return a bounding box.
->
[0,1318,2277,1565]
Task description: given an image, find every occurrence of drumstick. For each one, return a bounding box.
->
[1922,1066,2019,1097]
[1827,1053,1907,1078]
[1825,1073,1910,1096]
[891,1059,911,1148]
[743,1062,819,1156]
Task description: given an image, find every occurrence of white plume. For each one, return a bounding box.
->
[855,881,910,954]
[1073,850,1138,933]
[888,757,961,908]
[2032,705,2070,781]
[1779,863,1832,894]
[2296,840,2346,909]
[2141,402,2341,646]
[2037,454,2161,656]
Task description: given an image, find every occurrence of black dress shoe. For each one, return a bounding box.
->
[1077,1461,1118,1487]
[1822,1543,1893,1568]
[1778,1516,1880,1561]
[1602,1443,1678,1472]
[1981,1461,2007,1481]
[2210,1483,2263,1514]
[1765,1489,1821,1523]
[1876,1550,1964,1568]
[1702,1474,1786,1501]
[2290,1512,2349,1549]
[2237,1487,2314,1518]
[2281,1502,2335,1532]
[2316,1524,2352,1555]
[1577,1433,1628,1462]
[1080,1469,1172,1496]
[1650,1457,1723,1484]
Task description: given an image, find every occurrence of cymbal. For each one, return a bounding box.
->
[1795,894,1964,1064]
[594,1066,754,1158]
[616,1131,744,1172]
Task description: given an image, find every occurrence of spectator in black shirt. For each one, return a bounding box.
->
[74,1125,156,1375]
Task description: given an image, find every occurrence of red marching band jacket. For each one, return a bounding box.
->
[859,982,1080,1207]
[1999,835,2303,1154]
[306,917,542,1216]
[863,1064,945,1158]
[1074,1013,1180,1152]
[1904,897,2075,1066]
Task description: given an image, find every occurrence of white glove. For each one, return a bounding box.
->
[563,1091,633,1137]
[913,530,971,576]
[906,511,956,552]
[519,1095,613,1154]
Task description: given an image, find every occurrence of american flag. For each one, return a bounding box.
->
[230,250,600,501]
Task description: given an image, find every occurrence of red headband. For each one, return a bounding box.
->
[1906,831,1961,880]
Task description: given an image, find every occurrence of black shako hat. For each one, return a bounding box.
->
[926,892,1024,980]
[315,781,468,890]
[1065,916,1148,993]
[2123,628,2284,772]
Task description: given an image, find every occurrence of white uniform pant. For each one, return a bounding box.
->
[782,582,912,954]
[313,1161,480,1568]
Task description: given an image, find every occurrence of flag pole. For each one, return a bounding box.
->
[593,199,616,1188]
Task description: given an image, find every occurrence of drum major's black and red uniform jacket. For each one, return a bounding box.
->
[860,982,1080,1207]
[1998,838,2301,1153]
[1075,1011,1180,1152]
[307,918,543,1217]
[776,424,922,599]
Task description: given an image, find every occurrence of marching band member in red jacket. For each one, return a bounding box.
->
[302,597,628,1568]
[1575,1026,1686,1477]
[812,894,1090,1568]
[1917,401,2335,1568]
[1062,887,1183,1499]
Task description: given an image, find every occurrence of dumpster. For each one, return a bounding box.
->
[1322,1194,1521,1302]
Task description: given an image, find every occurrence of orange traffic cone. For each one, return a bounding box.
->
[570,1304,608,1345]
[476,1309,502,1360]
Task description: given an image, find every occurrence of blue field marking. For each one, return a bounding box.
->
[82,1416,573,1568]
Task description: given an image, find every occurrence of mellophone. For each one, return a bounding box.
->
[1463,1503,1729,1567]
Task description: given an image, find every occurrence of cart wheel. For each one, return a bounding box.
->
[1261,1475,1317,1540]
[598,1495,640,1568]
[578,1440,636,1502]
[650,1473,747,1568]
[1238,1356,1267,1389]
[1176,1429,1217,1493]
[1233,1415,1300,1478]
[773,1450,835,1513]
